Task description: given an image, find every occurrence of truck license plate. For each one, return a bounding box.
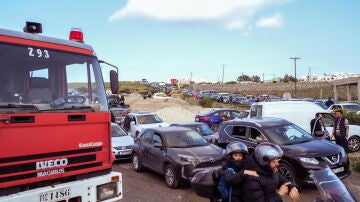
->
[332,167,344,174]
[120,150,132,155]
[40,187,71,202]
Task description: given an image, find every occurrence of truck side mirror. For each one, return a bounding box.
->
[110,70,119,94]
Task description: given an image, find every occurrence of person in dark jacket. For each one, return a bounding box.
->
[330,110,349,151]
[242,142,300,202]
[310,113,324,137]
[220,141,258,202]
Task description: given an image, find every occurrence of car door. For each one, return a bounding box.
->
[139,131,154,169]
[147,133,166,173]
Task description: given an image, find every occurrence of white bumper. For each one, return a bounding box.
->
[1,171,122,202]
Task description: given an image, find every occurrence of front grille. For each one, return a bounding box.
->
[196,158,223,168]
[323,153,340,165]
[0,148,103,185]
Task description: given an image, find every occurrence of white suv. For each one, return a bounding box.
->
[122,111,169,137]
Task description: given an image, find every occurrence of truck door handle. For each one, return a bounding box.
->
[68,115,86,121]
[9,116,35,123]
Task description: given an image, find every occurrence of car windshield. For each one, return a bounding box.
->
[166,130,208,148]
[137,114,163,124]
[112,124,128,137]
[263,124,314,145]
[188,124,214,136]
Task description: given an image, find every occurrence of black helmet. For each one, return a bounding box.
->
[254,142,283,166]
[225,141,248,156]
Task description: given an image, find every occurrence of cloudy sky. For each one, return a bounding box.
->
[1,0,359,82]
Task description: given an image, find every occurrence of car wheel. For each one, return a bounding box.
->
[132,153,143,172]
[164,164,180,188]
[210,123,219,131]
[278,162,296,183]
[348,136,360,152]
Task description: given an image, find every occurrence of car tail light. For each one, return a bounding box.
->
[199,116,210,121]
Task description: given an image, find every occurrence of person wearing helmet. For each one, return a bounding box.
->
[242,142,300,202]
[219,141,258,202]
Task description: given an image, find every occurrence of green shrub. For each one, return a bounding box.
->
[349,153,360,172]
[199,98,214,108]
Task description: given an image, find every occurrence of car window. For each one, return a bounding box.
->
[142,131,153,143]
[190,124,214,136]
[165,130,207,148]
[320,113,335,127]
[230,126,247,138]
[112,124,128,137]
[152,134,163,145]
[137,114,163,124]
[249,128,266,142]
[231,111,241,117]
[263,124,313,145]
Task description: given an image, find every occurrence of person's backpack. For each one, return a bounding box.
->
[217,168,235,202]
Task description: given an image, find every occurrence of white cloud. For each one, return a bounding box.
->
[256,13,283,28]
[109,0,290,30]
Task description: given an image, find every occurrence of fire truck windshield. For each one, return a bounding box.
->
[0,43,108,112]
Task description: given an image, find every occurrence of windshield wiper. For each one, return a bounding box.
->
[43,106,94,112]
[0,104,39,112]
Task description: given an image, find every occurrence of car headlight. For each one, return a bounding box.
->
[298,157,319,165]
[96,181,118,201]
[340,147,347,158]
[178,154,196,162]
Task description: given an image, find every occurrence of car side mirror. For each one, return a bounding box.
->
[154,142,163,148]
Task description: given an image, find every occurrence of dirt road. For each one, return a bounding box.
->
[116,95,360,201]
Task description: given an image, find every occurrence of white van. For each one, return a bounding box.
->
[249,101,360,152]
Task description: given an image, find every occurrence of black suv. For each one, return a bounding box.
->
[132,126,224,188]
[215,118,350,184]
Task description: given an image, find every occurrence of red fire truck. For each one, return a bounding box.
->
[0,22,122,201]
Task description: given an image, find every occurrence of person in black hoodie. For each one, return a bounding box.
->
[220,141,258,202]
[242,142,300,202]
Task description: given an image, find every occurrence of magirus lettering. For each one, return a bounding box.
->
[36,158,68,170]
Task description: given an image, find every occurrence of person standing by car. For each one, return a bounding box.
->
[310,113,324,138]
[331,110,349,151]
[242,142,300,202]
[325,97,334,108]
[219,141,258,202]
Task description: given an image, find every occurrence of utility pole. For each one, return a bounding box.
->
[221,64,226,84]
[190,71,193,82]
[290,57,300,96]
[262,73,265,82]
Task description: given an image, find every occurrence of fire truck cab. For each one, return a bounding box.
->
[0,22,122,201]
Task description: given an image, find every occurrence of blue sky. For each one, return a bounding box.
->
[1,0,359,82]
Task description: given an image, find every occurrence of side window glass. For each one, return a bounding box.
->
[249,128,266,142]
[231,126,247,138]
[321,113,335,127]
[143,132,153,143]
[153,134,163,145]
